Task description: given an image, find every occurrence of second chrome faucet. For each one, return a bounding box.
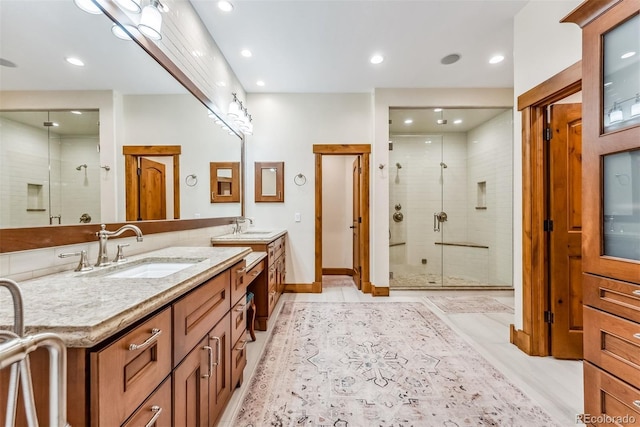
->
[95,224,143,267]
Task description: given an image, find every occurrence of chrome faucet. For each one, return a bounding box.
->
[95,224,143,267]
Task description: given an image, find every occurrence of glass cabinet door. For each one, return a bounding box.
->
[602,14,640,133]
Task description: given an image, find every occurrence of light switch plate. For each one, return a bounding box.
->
[295,212,301,222]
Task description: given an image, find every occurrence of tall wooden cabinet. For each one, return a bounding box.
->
[563,1,640,425]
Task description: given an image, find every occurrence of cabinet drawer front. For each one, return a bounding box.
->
[231,335,248,388]
[122,377,172,427]
[231,260,247,306]
[92,308,172,427]
[274,236,285,260]
[173,270,231,365]
[585,306,640,390]
[231,297,247,345]
[583,362,640,426]
[267,242,276,263]
[246,259,264,286]
[585,274,640,323]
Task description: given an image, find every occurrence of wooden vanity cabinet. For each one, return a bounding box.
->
[563,1,640,424]
[212,233,287,331]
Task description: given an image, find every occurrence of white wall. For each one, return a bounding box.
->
[512,0,583,329]
[322,155,355,269]
[246,93,372,284]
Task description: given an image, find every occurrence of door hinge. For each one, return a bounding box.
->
[358,216,362,224]
[544,127,552,141]
[388,142,393,151]
[543,219,554,232]
[137,167,142,176]
[544,310,554,324]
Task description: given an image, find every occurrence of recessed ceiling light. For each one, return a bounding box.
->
[433,108,442,112]
[404,119,413,124]
[453,119,463,124]
[70,111,82,115]
[216,81,227,87]
[441,53,461,65]
[65,57,85,67]
[370,54,384,65]
[52,122,60,127]
[425,140,432,144]
[241,49,252,58]
[621,51,636,59]
[0,58,17,68]
[489,55,505,64]
[218,1,233,12]
[256,80,265,87]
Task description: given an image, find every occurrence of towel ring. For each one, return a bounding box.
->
[294,173,307,186]
[185,174,198,187]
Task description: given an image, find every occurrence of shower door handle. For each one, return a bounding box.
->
[433,212,448,232]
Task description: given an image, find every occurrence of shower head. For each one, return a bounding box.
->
[440,162,448,168]
[76,164,87,170]
[396,162,402,169]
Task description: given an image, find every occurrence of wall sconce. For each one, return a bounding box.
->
[227,93,254,135]
[631,94,640,118]
[609,102,623,124]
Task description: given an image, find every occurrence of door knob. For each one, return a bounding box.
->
[349,225,356,229]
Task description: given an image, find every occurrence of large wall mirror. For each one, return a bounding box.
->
[0,1,242,248]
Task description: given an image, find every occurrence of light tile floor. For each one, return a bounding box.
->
[219,277,584,427]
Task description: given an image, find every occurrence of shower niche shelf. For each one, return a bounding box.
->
[26,183,45,212]
[475,181,487,209]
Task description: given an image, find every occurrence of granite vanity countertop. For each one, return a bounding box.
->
[211,229,287,244]
[245,251,267,269]
[0,246,252,348]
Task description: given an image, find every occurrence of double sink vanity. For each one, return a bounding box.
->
[0,229,287,426]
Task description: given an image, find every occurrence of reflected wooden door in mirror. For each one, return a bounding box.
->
[210,162,240,203]
[255,162,284,202]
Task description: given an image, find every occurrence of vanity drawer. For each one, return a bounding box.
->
[173,270,231,365]
[267,242,276,263]
[583,361,640,426]
[231,335,248,388]
[91,307,172,427]
[585,274,640,323]
[231,259,247,306]
[231,297,247,345]
[275,236,285,260]
[122,377,172,427]
[246,259,265,286]
[584,306,640,390]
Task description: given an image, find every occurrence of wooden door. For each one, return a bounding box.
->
[208,314,231,426]
[549,103,583,359]
[140,157,166,220]
[173,337,209,427]
[352,156,361,289]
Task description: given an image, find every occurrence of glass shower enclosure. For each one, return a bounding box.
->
[388,107,513,288]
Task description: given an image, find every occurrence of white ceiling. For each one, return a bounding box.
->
[0,0,528,132]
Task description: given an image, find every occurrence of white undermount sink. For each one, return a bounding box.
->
[101,258,204,279]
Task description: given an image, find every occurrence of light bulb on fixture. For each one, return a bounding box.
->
[111,23,141,40]
[609,102,623,124]
[115,0,142,13]
[74,0,102,14]
[138,0,163,40]
[631,93,640,118]
[227,93,241,119]
[436,109,447,125]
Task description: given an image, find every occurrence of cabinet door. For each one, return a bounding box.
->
[173,336,209,427]
[208,313,232,426]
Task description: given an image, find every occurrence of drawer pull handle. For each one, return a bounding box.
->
[237,267,247,274]
[202,345,213,378]
[144,405,163,427]
[235,304,246,312]
[128,328,162,351]
[634,333,640,340]
[634,400,640,409]
[252,270,260,276]
[236,339,248,351]
[210,336,221,367]
[633,290,640,296]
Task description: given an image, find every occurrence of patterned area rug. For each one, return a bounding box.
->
[234,302,558,426]
[426,296,515,314]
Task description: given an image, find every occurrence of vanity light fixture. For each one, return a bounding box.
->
[631,93,640,118]
[138,0,163,40]
[609,102,623,124]
[226,93,254,135]
[111,23,141,40]
[74,0,102,14]
[436,109,447,125]
[115,0,142,13]
[218,1,234,12]
[228,93,242,119]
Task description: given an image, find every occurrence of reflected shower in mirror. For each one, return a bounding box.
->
[0,0,242,230]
